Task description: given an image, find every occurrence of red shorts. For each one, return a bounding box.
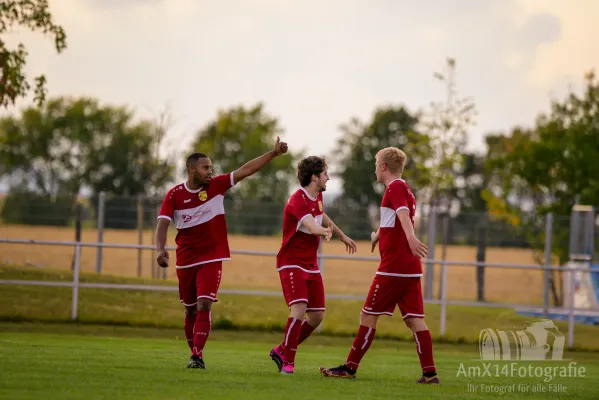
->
[362,274,424,319]
[176,261,222,307]
[278,267,325,311]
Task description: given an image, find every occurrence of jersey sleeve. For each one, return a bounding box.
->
[389,186,410,213]
[158,190,175,221]
[209,173,236,195]
[288,196,313,227]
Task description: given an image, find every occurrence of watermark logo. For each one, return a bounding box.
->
[456,319,586,394]
[479,319,565,361]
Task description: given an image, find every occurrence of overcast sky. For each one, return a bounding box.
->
[2,0,598,193]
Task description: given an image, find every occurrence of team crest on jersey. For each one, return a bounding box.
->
[318,200,323,211]
[198,191,208,201]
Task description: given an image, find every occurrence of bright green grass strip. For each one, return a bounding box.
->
[0,326,598,400]
[2,264,599,351]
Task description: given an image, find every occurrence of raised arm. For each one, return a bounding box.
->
[396,209,428,258]
[232,136,288,185]
[323,213,357,253]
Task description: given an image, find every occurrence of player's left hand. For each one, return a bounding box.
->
[370,231,380,253]
[273,136,288,156]
[408,236,428,258]
[340,235,357,254]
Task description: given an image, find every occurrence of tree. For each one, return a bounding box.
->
[0,0,67,108]
[334,106,432,208]
[330,106,432,239]
[484,71,599,305]
[190,102,297,204]
[423,57,477,213]
[0,96,174,226]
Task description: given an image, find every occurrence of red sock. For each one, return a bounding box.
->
[345,325,376,371]
[298,319,317,345]
[282,317,302,365]
[192,311,211,358]
[277,319,318,353]
[414,330,436,373]
[184,311,195,351]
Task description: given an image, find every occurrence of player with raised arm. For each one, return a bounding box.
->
[155,137,288,369]
[269,156,357,375]
[319,147,439,384]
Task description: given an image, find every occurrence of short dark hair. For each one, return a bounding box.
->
[297,156,327,187]
[186,152,208,169]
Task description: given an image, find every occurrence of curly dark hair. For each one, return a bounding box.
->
[297,156,327,187]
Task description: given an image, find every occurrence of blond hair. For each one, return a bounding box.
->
[376,147,407,174]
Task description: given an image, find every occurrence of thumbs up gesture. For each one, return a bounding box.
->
[273,136,288,156]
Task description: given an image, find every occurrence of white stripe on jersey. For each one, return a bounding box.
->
[379,207,396,228]
[298,214,323,234]
[172,194,225,229]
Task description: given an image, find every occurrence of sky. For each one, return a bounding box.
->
[2,0,598,195]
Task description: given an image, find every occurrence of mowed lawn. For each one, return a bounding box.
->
[3,264,599,351]
[0,225,555,305]
[1,322,598,400]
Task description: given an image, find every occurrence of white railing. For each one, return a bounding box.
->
[1,237,599,349]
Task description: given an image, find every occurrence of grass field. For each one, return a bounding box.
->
[0,224,557,305]
[2,264,599,351]
[2,263,599,398]
[1,322,598,399]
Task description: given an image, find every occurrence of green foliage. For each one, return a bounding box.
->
[0,188,72,226]
[0,0,67,108]
[191,103,297,203]
[0,97,174,199]
[484,71,599,265]
[330,105,431,236]
[334,105,432,208]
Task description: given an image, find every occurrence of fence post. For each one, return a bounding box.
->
[95,192,105,274]
[152,204,159,279]
[543,213,554,317]
[437,214,449,299]
[439,215,449,338]
[567,263,576,350]
[316,239,325,334]
[476,213,487,302]
[71,204,82,271]
[424,209,437,300]
[71,204,82,320]
[137,195,144,278]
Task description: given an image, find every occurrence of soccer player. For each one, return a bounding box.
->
[155,137,288,369]
[269,156,357,375]
[319,147,439,384]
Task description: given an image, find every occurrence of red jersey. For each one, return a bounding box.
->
[157,173,236,268]
[377,178,422,277]
[276,188,324,273]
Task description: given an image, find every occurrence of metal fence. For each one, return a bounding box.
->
[1,236,598,349]
[1,191,598,348]
[1,193,597,302]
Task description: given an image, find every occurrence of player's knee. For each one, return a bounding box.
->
[289,302,307,319]
[359,312,378,328]
[306,311,324,326]
[185,306,197,317]
[197,299,212,312]
[404,317,427,332]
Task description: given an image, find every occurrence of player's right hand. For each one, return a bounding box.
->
[324,226,333,241]
[157,249,169,268]
[408,236,428,258]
